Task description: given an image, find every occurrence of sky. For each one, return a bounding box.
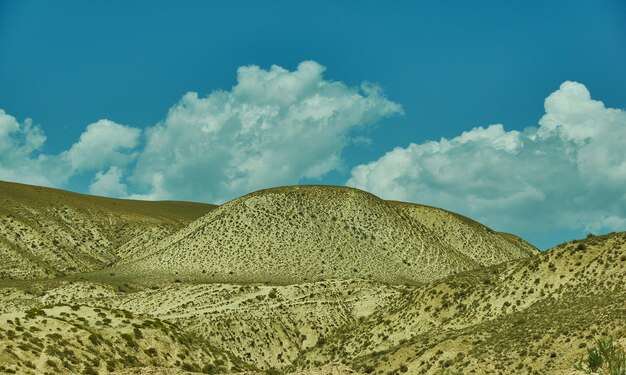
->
[1,0,626,249]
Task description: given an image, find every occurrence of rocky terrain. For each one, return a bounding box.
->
[0,181,624,374]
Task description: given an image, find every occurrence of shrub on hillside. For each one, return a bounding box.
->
[574,337,626,374]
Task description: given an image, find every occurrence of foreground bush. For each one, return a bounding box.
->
[574,337,626,375]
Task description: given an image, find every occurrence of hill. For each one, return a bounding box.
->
[2,232,623,374]
[292,231,626,374]
[8,181,618,374]
[0,180,215,279]
[115,185,537,285]
[0,304,255,374]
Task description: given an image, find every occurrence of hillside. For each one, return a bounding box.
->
[50,279,405,371]
[0,304,254,374]
[0,180,215,279]
[1,232,622,374]
[292,231,626,374]
[4,181,620,375]
[388,201,537,266]
[0,277,401,373]
[114,185,537,285]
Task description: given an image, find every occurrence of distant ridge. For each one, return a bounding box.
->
[117,185,537,284]
[0,180,216,279]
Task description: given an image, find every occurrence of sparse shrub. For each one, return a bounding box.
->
[182,362,200,371]
[120,333,138,348]
[133,327,143,339]
[202,363,216,373]
[24,308,46,319]
[316,337,326,347]
[268,288,278,299]
[548,262,557,271]
[121,355,140,366]
[88,334,100,346]
[106,360,116,371]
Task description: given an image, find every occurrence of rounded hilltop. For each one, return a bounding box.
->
[117,185,537,285]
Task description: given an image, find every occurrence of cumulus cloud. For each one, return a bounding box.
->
[6,62,622,244]
[348,81,626,239]
[64,119,141,171]
[2,61,401,201]
[0,111,140,191]
[88,167,128,197]
[131,61,402,202]
[0,110,67,186]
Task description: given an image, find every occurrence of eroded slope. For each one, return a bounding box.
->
[0,278,398,374]
[389,201,537,265]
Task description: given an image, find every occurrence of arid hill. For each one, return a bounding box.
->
[0,180,215,279]
[2,182,622,375]
[292,231,626,374]
[1,232,623,374]
[115,185,536,285]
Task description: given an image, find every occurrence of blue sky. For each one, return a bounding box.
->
[1,0,625,249]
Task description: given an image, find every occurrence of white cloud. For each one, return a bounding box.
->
[88,167,128,197]
[0,109,67,186]
[0,112,140,194]
[64,119,141,171]
[6,64,623,243]
[126,173,166,201]
[131,61,402,202]
[348,81,626,239]
[1,61,401,201]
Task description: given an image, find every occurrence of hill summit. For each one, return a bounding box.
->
[119,185,537,284]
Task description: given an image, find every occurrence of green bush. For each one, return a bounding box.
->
[574,337,626,374]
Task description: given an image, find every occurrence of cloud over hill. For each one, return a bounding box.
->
[130,61,402,202]
[0,61,401,202]
[1,67,625,242]
[348,81,626,237]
